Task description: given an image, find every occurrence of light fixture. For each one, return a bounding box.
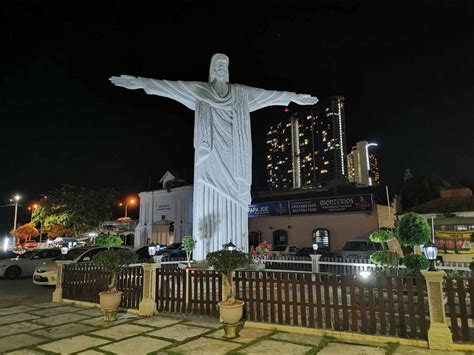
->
[359,270,371,279]
[224,241,236,251]
[312,243,319,251]
[61,246,69,255]
[3,237,9,252]
[422,241,438,271]
[148,243,157,257]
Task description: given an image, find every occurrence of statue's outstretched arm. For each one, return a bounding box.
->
[109,75,199,110]
[247,86,318,112]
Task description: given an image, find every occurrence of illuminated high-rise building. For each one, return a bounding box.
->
[266,96,348,190]
[347,140,380,186]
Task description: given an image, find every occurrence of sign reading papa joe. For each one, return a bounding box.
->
[248,194,374,217]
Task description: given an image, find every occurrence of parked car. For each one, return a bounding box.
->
[295,247,315,257]
[0,248,62,279]
[271,245,299,256]
[23,240,38,250]
[0,250,18,260]
[135,244,167,262]
[33,246,111,286]
[157,242,187,258]
[341,239,387,259]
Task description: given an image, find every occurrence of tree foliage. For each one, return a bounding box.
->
[95,233,123,248]
[399,175,450,212]
[397,212,431,246]
[42,224,74,238]
[369,229,394,244]
[13,223,39,241]
[402,254,429,275]
[182,235,197,268]
[370,250,399,269]
[33,185,117,237]
[93,249,137,291]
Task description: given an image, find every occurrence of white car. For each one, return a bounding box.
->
[271,245,299,257]
[0,248,62,279]
[33,246,109,285]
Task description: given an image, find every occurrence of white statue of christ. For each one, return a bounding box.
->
[110,53,318,260]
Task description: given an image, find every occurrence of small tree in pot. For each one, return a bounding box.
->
[206,248,252,337]
[182,235,197,268]
[92,249,137,321]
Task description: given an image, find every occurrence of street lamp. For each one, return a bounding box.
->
[224,241,236,251]
[422,241,438,271]
[61,246,69,255]
[27,204,39,222]
[148,243,157,257]
[119,198,136,218]
[9,195,21,244]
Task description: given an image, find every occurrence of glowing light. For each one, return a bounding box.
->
[359,270,371,279]
[3,237,9,252]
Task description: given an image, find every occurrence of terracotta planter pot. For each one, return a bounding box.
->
[218,300,245,324]
[99,291,123,311]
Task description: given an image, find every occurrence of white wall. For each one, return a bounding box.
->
[135,185,193,248]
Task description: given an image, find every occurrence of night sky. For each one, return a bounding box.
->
[1,0,473,233]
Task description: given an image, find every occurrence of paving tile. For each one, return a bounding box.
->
[171,337,240,354]
[271,332,322,345]
[76,307,104,317]
[29,305,83,317]
[0,313,40,325]
[207,327,271,343]
[133,316,182,328]
[32,322,96,339]
[38,335,110,354]
[0,306,37,315]
[0,334,46,353]
[148,323,211,341]
[77,351,106,355]
[183,317,223,329]
[6,350,47,355]
[0,321,44,337]
[92,323,154,340]
[241,339,312,355]
[32,312,90,326]
[80,316,133,328]
[318,343,385,355]
[31,302,65,309]
[393,345,464,354]
[99,335,171,354]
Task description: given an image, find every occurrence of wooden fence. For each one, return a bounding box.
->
[62,263,143,309]
[234,271,429,340]
[444,277,474,342]
[155,269,222,317]
[263,256,312,272]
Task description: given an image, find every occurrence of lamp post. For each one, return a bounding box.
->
[10,194,21,233]
[422,241,438,271]
[224,241,236,251]
[119,198,136,218]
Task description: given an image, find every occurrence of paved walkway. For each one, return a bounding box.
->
[0,302,467,354]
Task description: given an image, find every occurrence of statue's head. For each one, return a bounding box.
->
[209,53,229,84]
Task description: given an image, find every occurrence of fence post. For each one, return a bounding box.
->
[310,254,322,273]
[422,271,454,349]
[52,260,69,303]
[139,263,158,316]
[153,255,163,266]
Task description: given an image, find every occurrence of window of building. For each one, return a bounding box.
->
[249,231,261,249]
[272,229,288,246]
[312,228,330,249]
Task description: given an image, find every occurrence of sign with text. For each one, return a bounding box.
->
[248,201,290,217]
[249,194,374,217]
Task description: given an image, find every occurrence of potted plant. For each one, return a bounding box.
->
[181,234,197,268]
[92,249,137,321]
[206,249,252,337]
[249,241,272,270]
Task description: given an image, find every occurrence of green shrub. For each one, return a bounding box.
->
[370,250,399,269]
[402,254,429,275]
[93,249,137,291]
[94,233,123,248]
[469,260,474,272]
[207,250,252,302]
[396,212,431,246]
[369,229,394,244]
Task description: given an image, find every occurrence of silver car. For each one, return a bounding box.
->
[0,249,62,279]
[341,239,387,259]
[33,246,109,286]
